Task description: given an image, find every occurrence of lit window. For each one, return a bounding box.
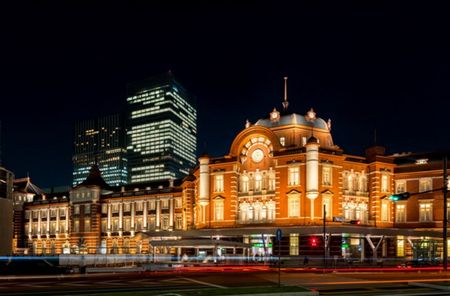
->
[288,194,300,217]
[381,174,389,192]
[175,197,182,209]
[419,178,432,193]
[215,175,224,192]
[288,167,300,186]
[161,199,169,209]
[289,233,299,256]
[176,214,183,229]
[84,219,91,232]
[396,180,406,194]
[397,236,405,257]
[84,204,90,214]
[74,205,80,215]
[124,203,131,212]
[381,200,390,222]
[322,196,332,218]
[255,174,263,191]
[73,219,80,232]
[240,175,249,193]
[322,166,332,186]
[396,204,406,222]
[136,201,144,211]
[419,202,433,222]
[280,137,286,147]
[214,199,224,221]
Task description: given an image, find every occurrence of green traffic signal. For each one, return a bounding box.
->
[388,192,410,201]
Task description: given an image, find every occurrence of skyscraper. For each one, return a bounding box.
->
[127,73,197,183]
[73,114,128,187]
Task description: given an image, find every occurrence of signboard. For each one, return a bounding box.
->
[333,216,345,222]
[276,228,282,241]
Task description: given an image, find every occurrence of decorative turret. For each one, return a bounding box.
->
[306,136,320,219]
[198,155,210,206]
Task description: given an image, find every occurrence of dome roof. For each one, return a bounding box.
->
[255,113,329,130]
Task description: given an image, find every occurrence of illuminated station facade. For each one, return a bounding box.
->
[12,84,449,263]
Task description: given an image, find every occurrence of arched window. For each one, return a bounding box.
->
[254,174,262,192]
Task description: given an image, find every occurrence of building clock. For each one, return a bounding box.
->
[251,149,264,163]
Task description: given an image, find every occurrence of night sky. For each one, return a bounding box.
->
[1,1,450,188]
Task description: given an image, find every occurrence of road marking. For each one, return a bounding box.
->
[305,278,450,286]
[178,276,227,289]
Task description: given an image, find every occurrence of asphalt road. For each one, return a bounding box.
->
[1,270,450,295]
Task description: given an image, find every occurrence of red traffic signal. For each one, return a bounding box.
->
[310,236,318,247]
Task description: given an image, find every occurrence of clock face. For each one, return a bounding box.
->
[251,149,264,163]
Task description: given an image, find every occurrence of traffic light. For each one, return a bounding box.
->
[349,220,361,225]
[310,236,318,247]
[389,192,410,201]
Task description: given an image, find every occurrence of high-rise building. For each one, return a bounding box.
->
[126,73,197,184]
[72,114,128,187]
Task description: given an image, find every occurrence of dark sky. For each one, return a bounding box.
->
[1,1,450,188]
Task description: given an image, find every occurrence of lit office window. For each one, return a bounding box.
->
[397,236,405,257]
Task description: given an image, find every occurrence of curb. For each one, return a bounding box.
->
[408,282,450,291]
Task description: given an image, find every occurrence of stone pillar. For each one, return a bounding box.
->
[107,203,112,236]
[131,202,135,237]
[37,210,41,239]
[46,208,50,238]
[56,208,60,233]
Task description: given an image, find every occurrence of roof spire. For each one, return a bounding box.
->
[282,76,289,111]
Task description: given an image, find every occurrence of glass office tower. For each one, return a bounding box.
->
[127,73,197,183]
[73,114,128,186]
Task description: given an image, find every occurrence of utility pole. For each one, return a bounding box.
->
[444,156,448,271]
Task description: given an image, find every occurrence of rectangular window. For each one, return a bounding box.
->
[381,174,389,192]
[50,222,56,234]
[112,218,119,231]
[50,209,56,218]
[381,200,389,222]
[176,214,183,230]
[323,197,332,218]
[84,219,91,232]
[123,218,131,231]
[289,234,299,256]
[215,175,224,192]
[135,217,143,231]
[84,204,90,214]
[397,236,405,257]
[135,202,143,211]
[419,202,433,222]
[288,195,300,217]
[214,199,224,221]
[73,219,79,232]
[101,204,108,214]
[162,215,169,230]
[149,200,156,210]
[25,211,30,219]
[175,197,182,208]
[396,204,406,222]
[322,167,332,186]
[419,178,432,193]
[124,203,131,212]
[101,219,107,232]
[280,137,285,147]
[32,211,38,219]
[288,167,300,186]
[112,203,119,213]
[60,221,66,233]
[161,199,169,209]
[396,180,406,194]
[41,210,47,219]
